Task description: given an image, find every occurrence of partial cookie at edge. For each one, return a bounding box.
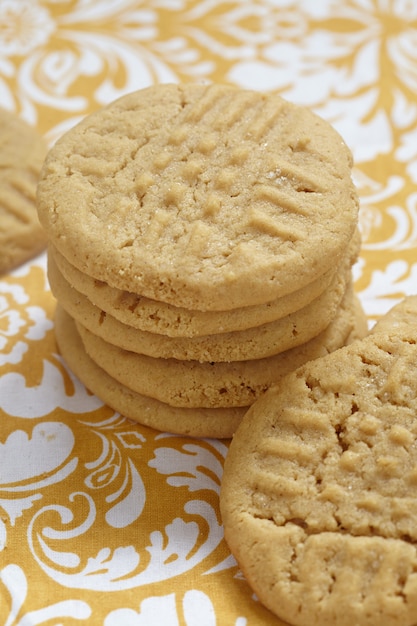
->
[220,296,417,626]
[0,108,47,274]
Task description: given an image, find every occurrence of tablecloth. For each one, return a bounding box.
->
[1,1,417,624]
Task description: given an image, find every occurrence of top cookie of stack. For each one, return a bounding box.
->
[38,83,358,310]
[37,83,364,437]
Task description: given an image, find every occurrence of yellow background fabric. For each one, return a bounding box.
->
[1,1,416,624]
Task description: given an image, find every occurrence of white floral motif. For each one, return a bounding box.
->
[106,460,145,528]
[25,489,133,587]
[0,281,53,366]
[0,277,53,366]
[0,422,77,551]
[0,357,103,417]
[148,439,231,575]
[83,420,147,529]
[104,591,218,626]
[355,172,404,241]
[26,497,224,590]
[149,440,226,494]
[0,422,75,485]
[24,440,228,590]
[364,196,417,251]
[0,564,91,625]
[358,260,417,318]
[228,0,417,163]
[105,591,248,626]
[0,0,55,56]
[0,309,26,366]
[355,172,417,250]
[0,0,204,133]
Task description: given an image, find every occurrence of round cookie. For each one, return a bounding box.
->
[54,307,245,439]
[0,108,47,274]
[48,229,360,337]
[48,253,352,362]
[37,83,359,311]
[370,295,417,337]
[73,284,366,409]
[220,297,417,626]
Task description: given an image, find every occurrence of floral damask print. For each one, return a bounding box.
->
[149,438,227,494]
[0,422,77,552]
[0,0,54,56]
[358,259,417,318]
[23,437,228,591]
[82,414,147,529]
[0,564,91,624]
[355,170,417,251]
[0,0,211,136]
[26,494,224,590]
[228,0,417,164]
[0,279,52,367]
[0,357,103,417]
[28,503,223,591]
[104,591,220,626]
[1,3,417,624]
[396,122,417,184]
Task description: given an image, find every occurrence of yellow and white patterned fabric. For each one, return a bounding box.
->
[1,1,416,624]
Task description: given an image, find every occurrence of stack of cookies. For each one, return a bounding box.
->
[37,83,367,438]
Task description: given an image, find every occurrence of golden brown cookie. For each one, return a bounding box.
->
[48,250,354,362]
[71,283,366,409]
[0,108,47,274]
[54,306,245,438]
[220,296,417,626]
[48,228,360,337]
[37,83,358,310]
[370,295,417,338]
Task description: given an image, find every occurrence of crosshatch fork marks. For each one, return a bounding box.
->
[37,83,358,309]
